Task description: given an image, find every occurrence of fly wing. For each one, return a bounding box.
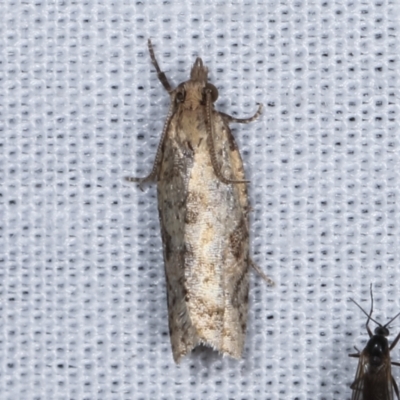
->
[350,353,367,400]
[350,352,394,400]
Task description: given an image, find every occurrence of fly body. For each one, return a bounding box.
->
[349,287,400,400]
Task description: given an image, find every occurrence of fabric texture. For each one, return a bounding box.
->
[1,1,400,399]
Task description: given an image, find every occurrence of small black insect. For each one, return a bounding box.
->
[349,286,400,400]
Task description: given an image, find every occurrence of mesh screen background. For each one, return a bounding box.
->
[1,1,400,399]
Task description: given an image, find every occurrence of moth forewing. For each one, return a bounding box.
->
[127,40,270,363]
[349,288,400,400]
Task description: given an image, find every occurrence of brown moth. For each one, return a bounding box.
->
[349,286,400,400]
[127,40,271,363]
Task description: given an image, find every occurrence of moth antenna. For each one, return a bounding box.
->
[148,39,173,93]
[125,96,177,185]
[205,89,249,185]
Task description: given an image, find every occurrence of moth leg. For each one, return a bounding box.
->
[125,175,149,192]
[250,259,274,286]
[221,104,263,124]
[392,375,400,400]
[148,39,172,92]
[205,89,249,184]
[125,99,176,189]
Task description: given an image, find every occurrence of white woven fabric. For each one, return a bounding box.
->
[1,1,400,399]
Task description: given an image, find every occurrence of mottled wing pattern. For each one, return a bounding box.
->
[215,112,251,356]
[144,42,259,363]
[157,116,200,363]
[157,108,251,362]
[183,111,250,359]
[351,352,394,400]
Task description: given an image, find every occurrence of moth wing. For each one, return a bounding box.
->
[157,110,252,362]
[181,112,251,359]
[157,130,200,363]
[213,113,251,357]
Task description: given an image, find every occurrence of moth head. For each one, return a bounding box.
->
[174,82,219,108]
[174,59,218,109]
[174,58,219,109]
[191,58,219,101]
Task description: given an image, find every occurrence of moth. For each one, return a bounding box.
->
[127,40,271,363]
[349,286,400,400]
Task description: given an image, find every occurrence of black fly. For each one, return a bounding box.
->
[349,285,400,400]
